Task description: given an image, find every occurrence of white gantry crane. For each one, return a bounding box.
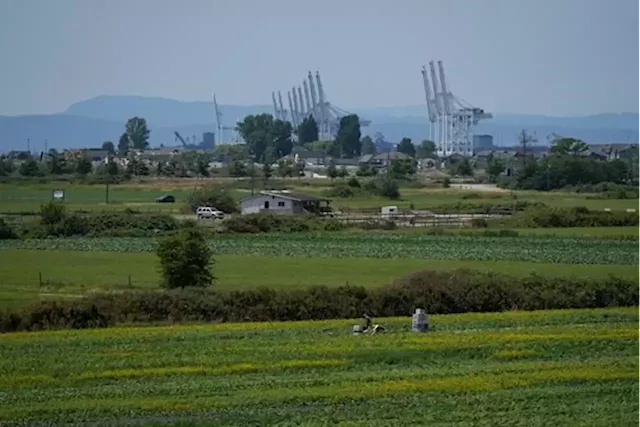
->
[421,60,492,157]
[272,70,371,140]
[213,94,238,144]
[271,91,288,121]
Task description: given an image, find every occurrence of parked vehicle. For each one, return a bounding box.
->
[156,194,175,203]
[196,206,224,220]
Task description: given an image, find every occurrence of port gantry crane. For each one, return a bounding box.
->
[213,94,238,144]
[421,60,492,157]
[272,70,371,140]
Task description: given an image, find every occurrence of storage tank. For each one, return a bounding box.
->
[202,132,216,149]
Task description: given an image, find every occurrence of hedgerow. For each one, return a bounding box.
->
[1,270,636,333]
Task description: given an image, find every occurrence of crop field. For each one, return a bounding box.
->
[1,233,636,264]
[1,181,636,213]
[0,232,636,308]
[0,307,637,425]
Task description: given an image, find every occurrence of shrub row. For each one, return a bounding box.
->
[1,204,183,239]
[508,206,639,228]
[1,270,636,333]
[324,177,401,200]
[223,212,345,233]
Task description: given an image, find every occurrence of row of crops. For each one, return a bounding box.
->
[1,308,637,424]
[0,232,636,265]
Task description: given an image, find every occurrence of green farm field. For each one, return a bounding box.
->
[0,307,637,425]
[0,232,636,308]
[1,180,637,213]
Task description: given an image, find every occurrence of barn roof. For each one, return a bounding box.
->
[240,190,329,203]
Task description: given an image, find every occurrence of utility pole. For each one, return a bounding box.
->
[105,155,111,204]
[250,156,255,196]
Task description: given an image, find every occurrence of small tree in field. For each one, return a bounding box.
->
[156,229,214,289]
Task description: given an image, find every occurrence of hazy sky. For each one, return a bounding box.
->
[0,0,638,116]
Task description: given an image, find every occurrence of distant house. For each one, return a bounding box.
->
[361,152,412,167]
[332,158,360,167]
[282,149,333,167]
[144,146,183,157]
[85,149,110,163]
[240,190,331,215]
[417,158,437,170]
[6,151,31,160]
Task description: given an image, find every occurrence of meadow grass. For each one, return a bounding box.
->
[1,180,636,213]
[0,249,636,309]
[0,307,636,425]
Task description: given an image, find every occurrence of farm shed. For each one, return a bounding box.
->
[240,191,331,216]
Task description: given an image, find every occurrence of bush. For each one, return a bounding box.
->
[362,177,401,199]
[1,270,635,333]
[346,176,361,188]
[223,213,345,233]
[470,218,488,228]
[325,183,357,198]
[20,209,181,238]
[186,185,238,213]
[0,218,17,239]
[40,202,66,226]
[156,228,214,289]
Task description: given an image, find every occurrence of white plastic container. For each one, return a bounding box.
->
[412,308,429,332]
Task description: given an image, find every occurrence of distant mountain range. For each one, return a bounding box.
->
[0,95,637,152]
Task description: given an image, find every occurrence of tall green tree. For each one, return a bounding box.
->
[0,156,15,176]
[118,133,130,156]
[75,155,93,176]
[549,137,589,156]
[397,137,416,157]
[360,135,376,155]
[455,158,474,176]
[156,229,214,289]
[336,114,361,158]
[19,157,41,177]
[101,141,115,154]
[297,116,319,144]
[125,117,150,151]
[47,153,67,175]
[262,162,273,184]
[486,155,505,182]
[416,140,436,159]
[236,114,293,162]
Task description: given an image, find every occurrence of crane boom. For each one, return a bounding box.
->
[437,60,452,114]
[174,131,188,148]
[287,91,296,126]
[292,86,300,124]
[277,91,286,121]
[421,66,437,123]
[307,71,318,121]
[429,62,443,115]
[271,92,279,119]
[315,71,326,139]
[297,86,305,117]
[303,80,312,117]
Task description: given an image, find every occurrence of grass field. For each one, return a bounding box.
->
[1,180,637,213]
[0,232,636,308]
[0,307,637,425]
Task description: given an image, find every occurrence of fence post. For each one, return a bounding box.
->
[38,272,42,287]
[128,274,132,288]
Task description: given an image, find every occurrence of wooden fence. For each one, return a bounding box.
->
[331,212,512,228]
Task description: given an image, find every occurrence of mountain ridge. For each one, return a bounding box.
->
[0,95,637,152]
